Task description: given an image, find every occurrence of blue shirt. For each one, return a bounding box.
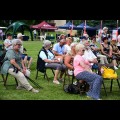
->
[53,43,65,55]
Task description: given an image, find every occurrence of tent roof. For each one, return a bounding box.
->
[58,21,76,29]
[76,22,96,30]
[30,21,57,30]
[5,21,33,41]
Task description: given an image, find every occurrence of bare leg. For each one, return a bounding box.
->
[54,70,60,81]
[24,56,28,67]
[27,58,33,69]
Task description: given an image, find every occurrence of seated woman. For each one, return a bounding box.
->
[39,40,66,84]
[111,38,120,67]
[73,43,103,100]
[90,36,109,65]
[64,43,77,75]
[1,39,39,93]
[100,37,118,70]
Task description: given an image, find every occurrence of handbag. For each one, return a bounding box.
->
[101,66,118,79]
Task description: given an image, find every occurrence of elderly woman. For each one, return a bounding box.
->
[39,40,66,84]
[90,36,109,65]
[100,37,118,69]
[73,43,103,100]
[1,39,39,93]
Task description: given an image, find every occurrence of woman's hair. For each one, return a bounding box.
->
[70,42,77,48]
[43,40,51,48]
[12,39,23,46]
[75,43,85,53]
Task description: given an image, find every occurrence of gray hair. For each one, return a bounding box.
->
[43,40,51,48]
[75,43,85,53]
[12,39,23,46]
[70,42,77,48]
[103,27,108,31]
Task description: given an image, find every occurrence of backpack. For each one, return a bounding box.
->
[64,81,89,94]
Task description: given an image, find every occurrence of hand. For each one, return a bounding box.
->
[22,68,26,75]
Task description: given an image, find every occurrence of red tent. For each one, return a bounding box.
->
[30,21,58,30]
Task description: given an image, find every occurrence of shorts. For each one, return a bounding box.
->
[21,54,31,61]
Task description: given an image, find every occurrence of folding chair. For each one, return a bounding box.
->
[98,63,120,95]
[35,68,55,82]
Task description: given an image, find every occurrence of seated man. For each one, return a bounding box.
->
[52,38,66,61]
[38,40,66,84]
[82,40,98,67]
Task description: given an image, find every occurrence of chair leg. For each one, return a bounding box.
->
[15,78,18,86]
[44,71,49,82]
[4,73,9,86]
[52,69,55,76]
[116,79,120,90]
[35,70,38,80]
[110,79,113,92]
[102,81,107,96]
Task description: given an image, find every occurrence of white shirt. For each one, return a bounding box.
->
[4,39,13,50]
[33,30,37,34]
[64,44,71,54]
[117,42,120,46]
[82,48,97,65]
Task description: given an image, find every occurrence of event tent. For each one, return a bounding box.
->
[5,21,33,41]
[58,21,77,30]
[76,22,96,30]
[30,21,57,30]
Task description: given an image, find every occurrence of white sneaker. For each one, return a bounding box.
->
[53,80,60,84]
[31,88,39,93]
[68,69,73,75]
[114,66,118,70]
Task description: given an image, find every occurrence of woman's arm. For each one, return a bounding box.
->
[10,59,21,71]
[100,44,109,56]
[64,55,74,70]
[109,45,113,57]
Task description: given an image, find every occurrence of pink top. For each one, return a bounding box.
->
[73,55,91,76]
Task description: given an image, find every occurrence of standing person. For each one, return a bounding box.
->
[33,29,37,39]
[73,43,102,100]
[1,39,39,93]
[17,33,33,70]
[4,33,13,51]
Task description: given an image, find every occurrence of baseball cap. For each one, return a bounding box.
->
[17,33,25,38]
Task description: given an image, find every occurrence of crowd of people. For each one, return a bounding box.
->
[1,26,120,100]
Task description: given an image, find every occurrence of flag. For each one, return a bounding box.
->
[70,20,73,36]
[83,20,87,34]
[116,20,119,37]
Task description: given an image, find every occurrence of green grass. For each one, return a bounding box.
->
[0,39,120,100]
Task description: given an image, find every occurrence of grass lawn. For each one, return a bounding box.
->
[0,39,120,100]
